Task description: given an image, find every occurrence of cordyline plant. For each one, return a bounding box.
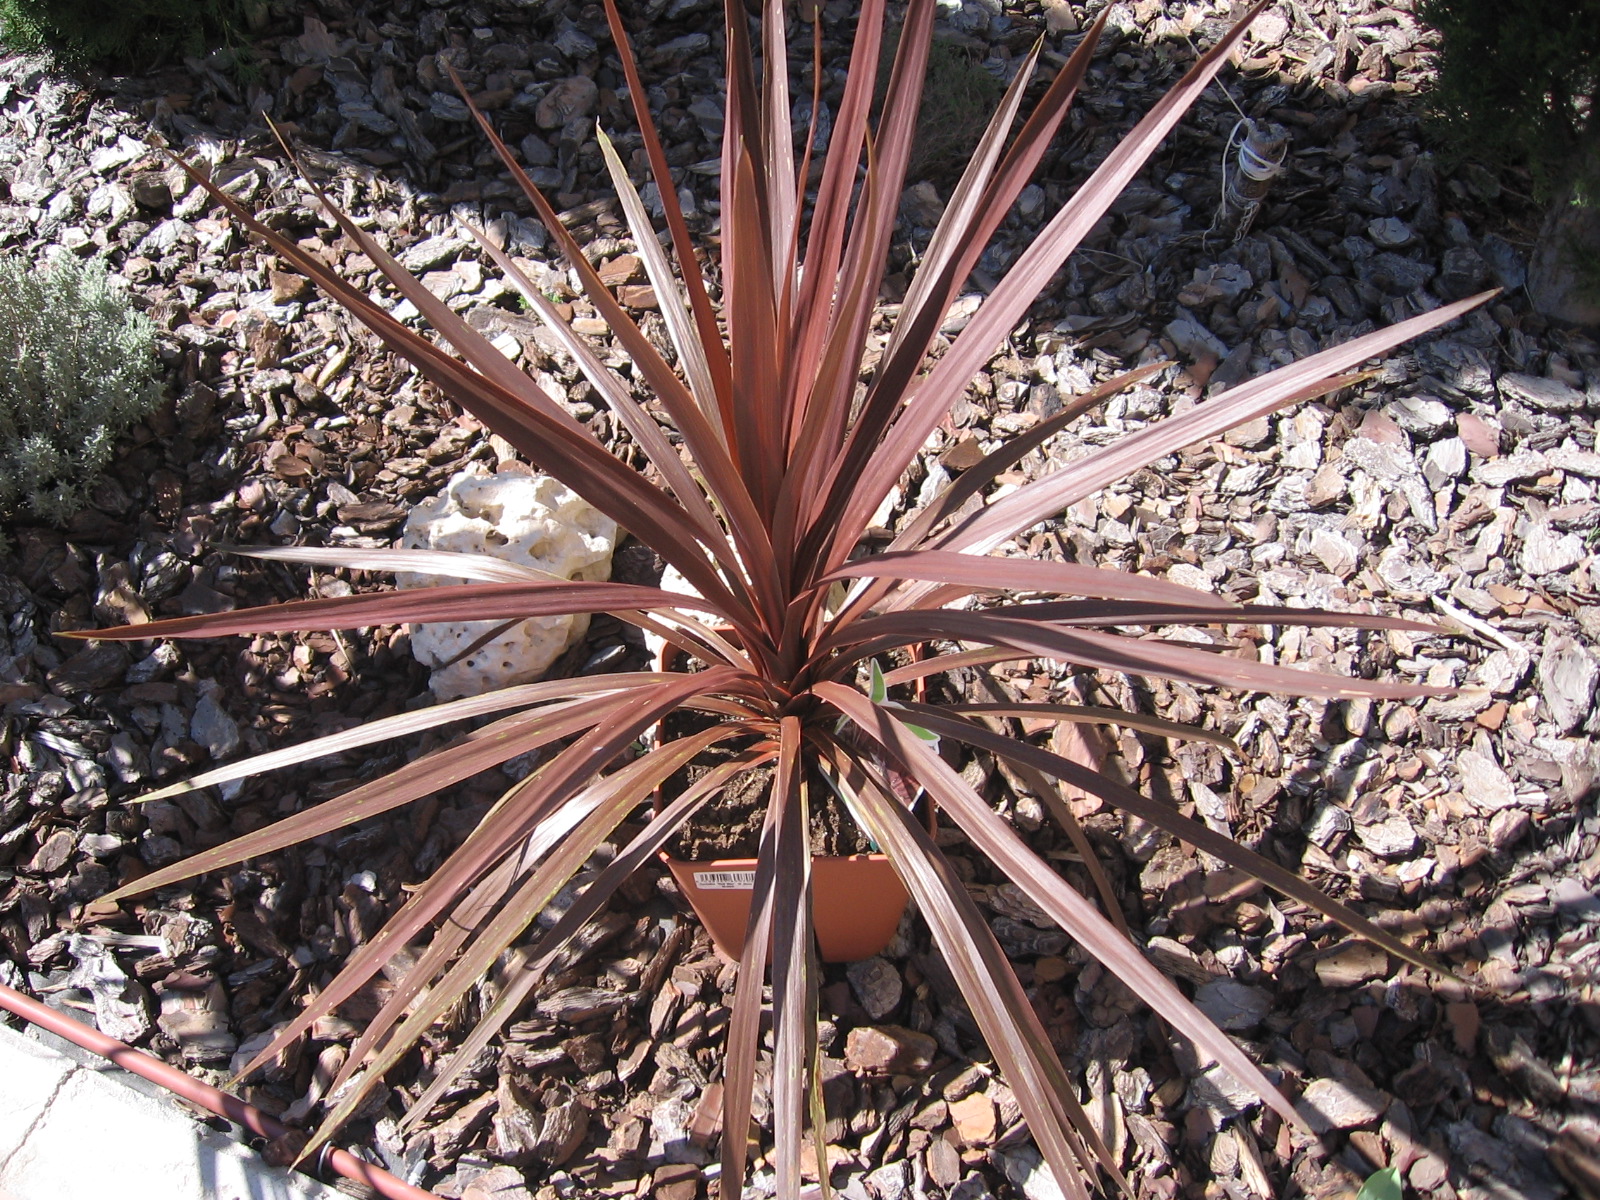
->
[76,0,1487,1193]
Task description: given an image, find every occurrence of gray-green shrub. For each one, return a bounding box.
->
[0,254,161,529]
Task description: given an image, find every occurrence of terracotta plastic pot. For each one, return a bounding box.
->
[663,852,909,962]
[651,631,911,963]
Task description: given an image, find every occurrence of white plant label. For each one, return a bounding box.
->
[693,870,757,890]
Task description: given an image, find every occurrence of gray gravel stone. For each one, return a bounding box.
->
[1475,448,1551,486]
[1436,244,1489,300]
[1423,436,1468,487]
[1342,436,1418,485]
[1308,526,1359,578]
[1193,979,1272,1032]
[1354,812,1418,858]
[865,1161,909,1200]
[399,234,465,272]
[995,1146,1068,1200]
[429,92,471,122]
[535,76,598,129]
[1298,1077,1388,1132]
[1538,637,1599,734]
[1500,373,1586,412]
[1548,446,1600,476]
[1305,803,1352,848]
[1457,749,1519,810]
[1164,313,1229,360]
[1479,234,1528,289]
[846,957,903,1021]
[1359,251,1435,294]
[1519,523,1585,576]
[1420,339,1495,397]
[1387,393,1453,435]
[1367,217,1414,248]
[189,683,240,761]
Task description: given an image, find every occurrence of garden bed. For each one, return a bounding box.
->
[0,1,1597,1198]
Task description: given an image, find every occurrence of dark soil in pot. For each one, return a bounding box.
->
[659,732,876,861]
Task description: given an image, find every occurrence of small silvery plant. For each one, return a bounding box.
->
[0,253,161,531]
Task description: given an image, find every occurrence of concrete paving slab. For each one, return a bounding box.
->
[0,1022,345,1200]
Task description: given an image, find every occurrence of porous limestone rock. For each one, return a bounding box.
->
[642,560,699,668]
[398,467,617,700]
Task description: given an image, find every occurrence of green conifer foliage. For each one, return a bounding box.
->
[1420,0,1600,194]
[0,0,252,66]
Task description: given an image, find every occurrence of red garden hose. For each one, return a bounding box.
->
[0,980,440,1200]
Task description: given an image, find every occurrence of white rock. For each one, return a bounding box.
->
[398,467,617,700]
[638,560,716,676]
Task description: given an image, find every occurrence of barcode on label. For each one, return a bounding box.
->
[693,870,757,890]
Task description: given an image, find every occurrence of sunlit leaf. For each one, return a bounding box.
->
[1359,1167,1405,1200]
